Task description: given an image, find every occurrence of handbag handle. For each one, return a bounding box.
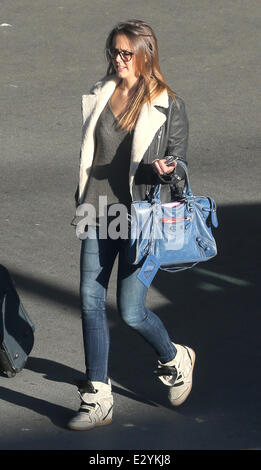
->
[151,160,192,203]
[176,160,193,198]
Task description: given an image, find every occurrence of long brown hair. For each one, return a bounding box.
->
[105,19,175,132]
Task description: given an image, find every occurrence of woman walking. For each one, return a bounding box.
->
[68,19,195,431]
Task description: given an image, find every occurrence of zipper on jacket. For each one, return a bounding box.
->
[156,127,163,157]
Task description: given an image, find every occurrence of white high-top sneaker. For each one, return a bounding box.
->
[155,343,196,406]
[67,379,113,430]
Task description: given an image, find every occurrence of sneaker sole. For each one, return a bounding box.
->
[68,417,112,431]
[169,347,196,407]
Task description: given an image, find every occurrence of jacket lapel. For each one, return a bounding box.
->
[79,77,119,201]
[129,90,168,196]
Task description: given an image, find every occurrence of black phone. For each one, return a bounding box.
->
[165,155,176,166]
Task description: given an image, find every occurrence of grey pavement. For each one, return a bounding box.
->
[0,0,261,450]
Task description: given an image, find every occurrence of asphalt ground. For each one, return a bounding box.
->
[0,0,261,452]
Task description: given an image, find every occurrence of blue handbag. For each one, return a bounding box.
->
[128,161,218,285]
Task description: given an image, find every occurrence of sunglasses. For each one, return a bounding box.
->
[107,48,134,62]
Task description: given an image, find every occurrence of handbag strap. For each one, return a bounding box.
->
[177,160,193,199]
[151,160,193,203]
[160,262,198,272]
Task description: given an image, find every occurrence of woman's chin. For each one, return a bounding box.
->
[116,70,127,78]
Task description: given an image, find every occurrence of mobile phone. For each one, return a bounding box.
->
[165,155,176,166]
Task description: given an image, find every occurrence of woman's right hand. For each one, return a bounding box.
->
[152,158,177,176]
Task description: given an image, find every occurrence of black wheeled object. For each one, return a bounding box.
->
[0,265,35,377]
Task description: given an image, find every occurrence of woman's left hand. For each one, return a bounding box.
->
[152,158,177,176]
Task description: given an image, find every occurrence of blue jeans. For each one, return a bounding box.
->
[80,226,177,384]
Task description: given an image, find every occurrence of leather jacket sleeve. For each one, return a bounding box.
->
[158,95,189,184]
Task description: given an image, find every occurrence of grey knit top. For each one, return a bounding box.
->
[83,101,133,223]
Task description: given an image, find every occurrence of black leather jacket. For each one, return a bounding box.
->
[74,91,189,207]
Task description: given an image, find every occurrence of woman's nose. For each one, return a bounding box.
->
[115,52,122,62]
